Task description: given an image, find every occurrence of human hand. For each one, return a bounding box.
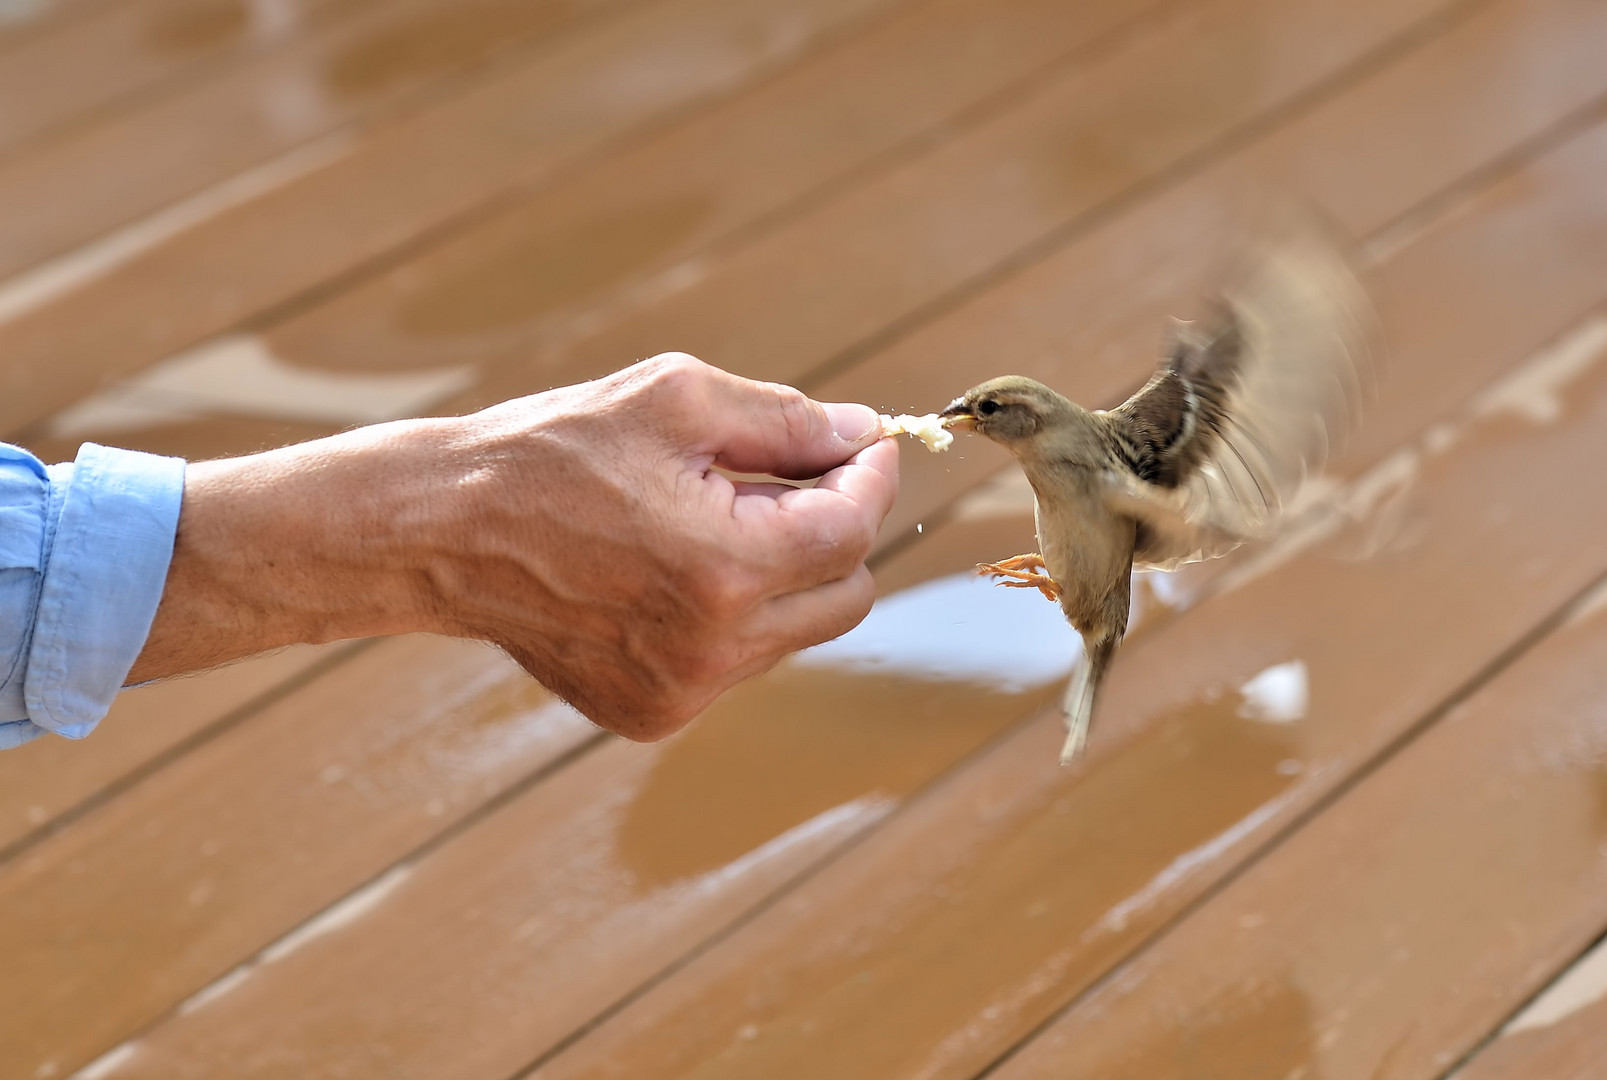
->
[430,353,898,739]
[131,353,898,742]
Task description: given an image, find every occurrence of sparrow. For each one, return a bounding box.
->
[938,225,1374,764]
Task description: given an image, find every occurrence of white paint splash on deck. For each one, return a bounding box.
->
[1503,935,1607,1034]
[684,797,892,897]
[262,864,414,964]
[1208,306,1607,605]
[1468,315,1607,426]
[47,335,474,437]
[176,964,256,1017]
[67,1043,137,1080]
[162,862,418,1030]
[1565,575,1607,629]
[1087,785,1306,938]
[1238,661,1309,724]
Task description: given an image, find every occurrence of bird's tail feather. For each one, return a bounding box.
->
[1061,631,1119,765]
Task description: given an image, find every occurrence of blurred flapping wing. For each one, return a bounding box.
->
[1100,218,1377,570]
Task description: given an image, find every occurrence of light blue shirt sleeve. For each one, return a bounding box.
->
[0,442,185,750]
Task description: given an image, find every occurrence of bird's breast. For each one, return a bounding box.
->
[1030,474,1134,617]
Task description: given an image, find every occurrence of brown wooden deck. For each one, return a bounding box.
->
[3,0,1607,1076]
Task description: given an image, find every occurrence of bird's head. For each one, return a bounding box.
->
[939,376,1081,449]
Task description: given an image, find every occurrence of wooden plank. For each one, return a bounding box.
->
[248,0,1172,387]
[0,0,649,280]
[0,643,336,855]
[0,0,1165,867]
[0,634,594,1079]
[82,96,1607,1080]
[493,109,1607,1075]
[27,0,1603,519]
[516,315,1607,1080]
[1453,937,1607,1080]
[0,4,1594,1073]
[985,482,1607,1080]
[0,2,1491,1060]
[0,0,1012,890]
[0,0,383,157]
[16,0,1473,459]
[498,103,1607,1080]
[23,416,356,471]
[0,0,1172,984]
[8,0,1521,880]
[178,0,1578,474]
[817,0,1607,546]
[205,0,1607,544]
[433,0,1472,415]
[20,0,1174,462]
[62,508,1082,1080]
[0,0,908,436]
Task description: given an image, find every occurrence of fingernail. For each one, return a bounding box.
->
[823,402,881,445]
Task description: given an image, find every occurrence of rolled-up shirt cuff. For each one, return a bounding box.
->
[16,443,185,741]
[0,717,44,750]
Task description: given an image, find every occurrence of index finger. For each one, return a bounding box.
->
[694,370,884,480]
[793,434,900,525]
[734,436,899,595]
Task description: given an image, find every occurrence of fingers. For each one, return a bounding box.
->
[710,376,881,479]
[710,384,881,479]
[746,563,878,662]
[636,352,882,480]
[581,566,878,742]
[807,435,900,520]
[675,566,878,732]
[729,437,899,598]
[729,479,800,500]
[770,434,899,563]
[484,353,897,743]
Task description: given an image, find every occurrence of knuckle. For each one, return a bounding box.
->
[812,570,876,648]
[648,350,705,371]
[685,561,756,621]
[771,384,819,445]
[845,567,877,621]
[841,512,878,562]
[643,352,709,399]
[634,353,716,435]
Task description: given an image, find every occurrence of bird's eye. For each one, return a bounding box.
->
[977,399,1000,416]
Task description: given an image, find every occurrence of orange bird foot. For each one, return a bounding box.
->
[977,554,1061,602]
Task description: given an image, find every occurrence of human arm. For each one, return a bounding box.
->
[127,352,898,741]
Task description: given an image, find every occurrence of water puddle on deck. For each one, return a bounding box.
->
[548,673,1314,1080]
[526,499,1323,1080]
[614,569,1074,891]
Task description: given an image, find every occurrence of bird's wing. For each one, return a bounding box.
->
[1099,221,1376,571]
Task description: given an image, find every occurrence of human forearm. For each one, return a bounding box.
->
[127,354,898,739]
[127,418,450,683]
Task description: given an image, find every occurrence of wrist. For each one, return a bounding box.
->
[402,397,578,646]
[130,417,456,681]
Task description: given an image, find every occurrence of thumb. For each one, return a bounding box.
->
[702,373,883,480]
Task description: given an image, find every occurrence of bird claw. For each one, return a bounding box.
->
[985,553,1047,573]
[976,555,1061,602]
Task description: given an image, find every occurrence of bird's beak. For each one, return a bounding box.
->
[939,397,976,431]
